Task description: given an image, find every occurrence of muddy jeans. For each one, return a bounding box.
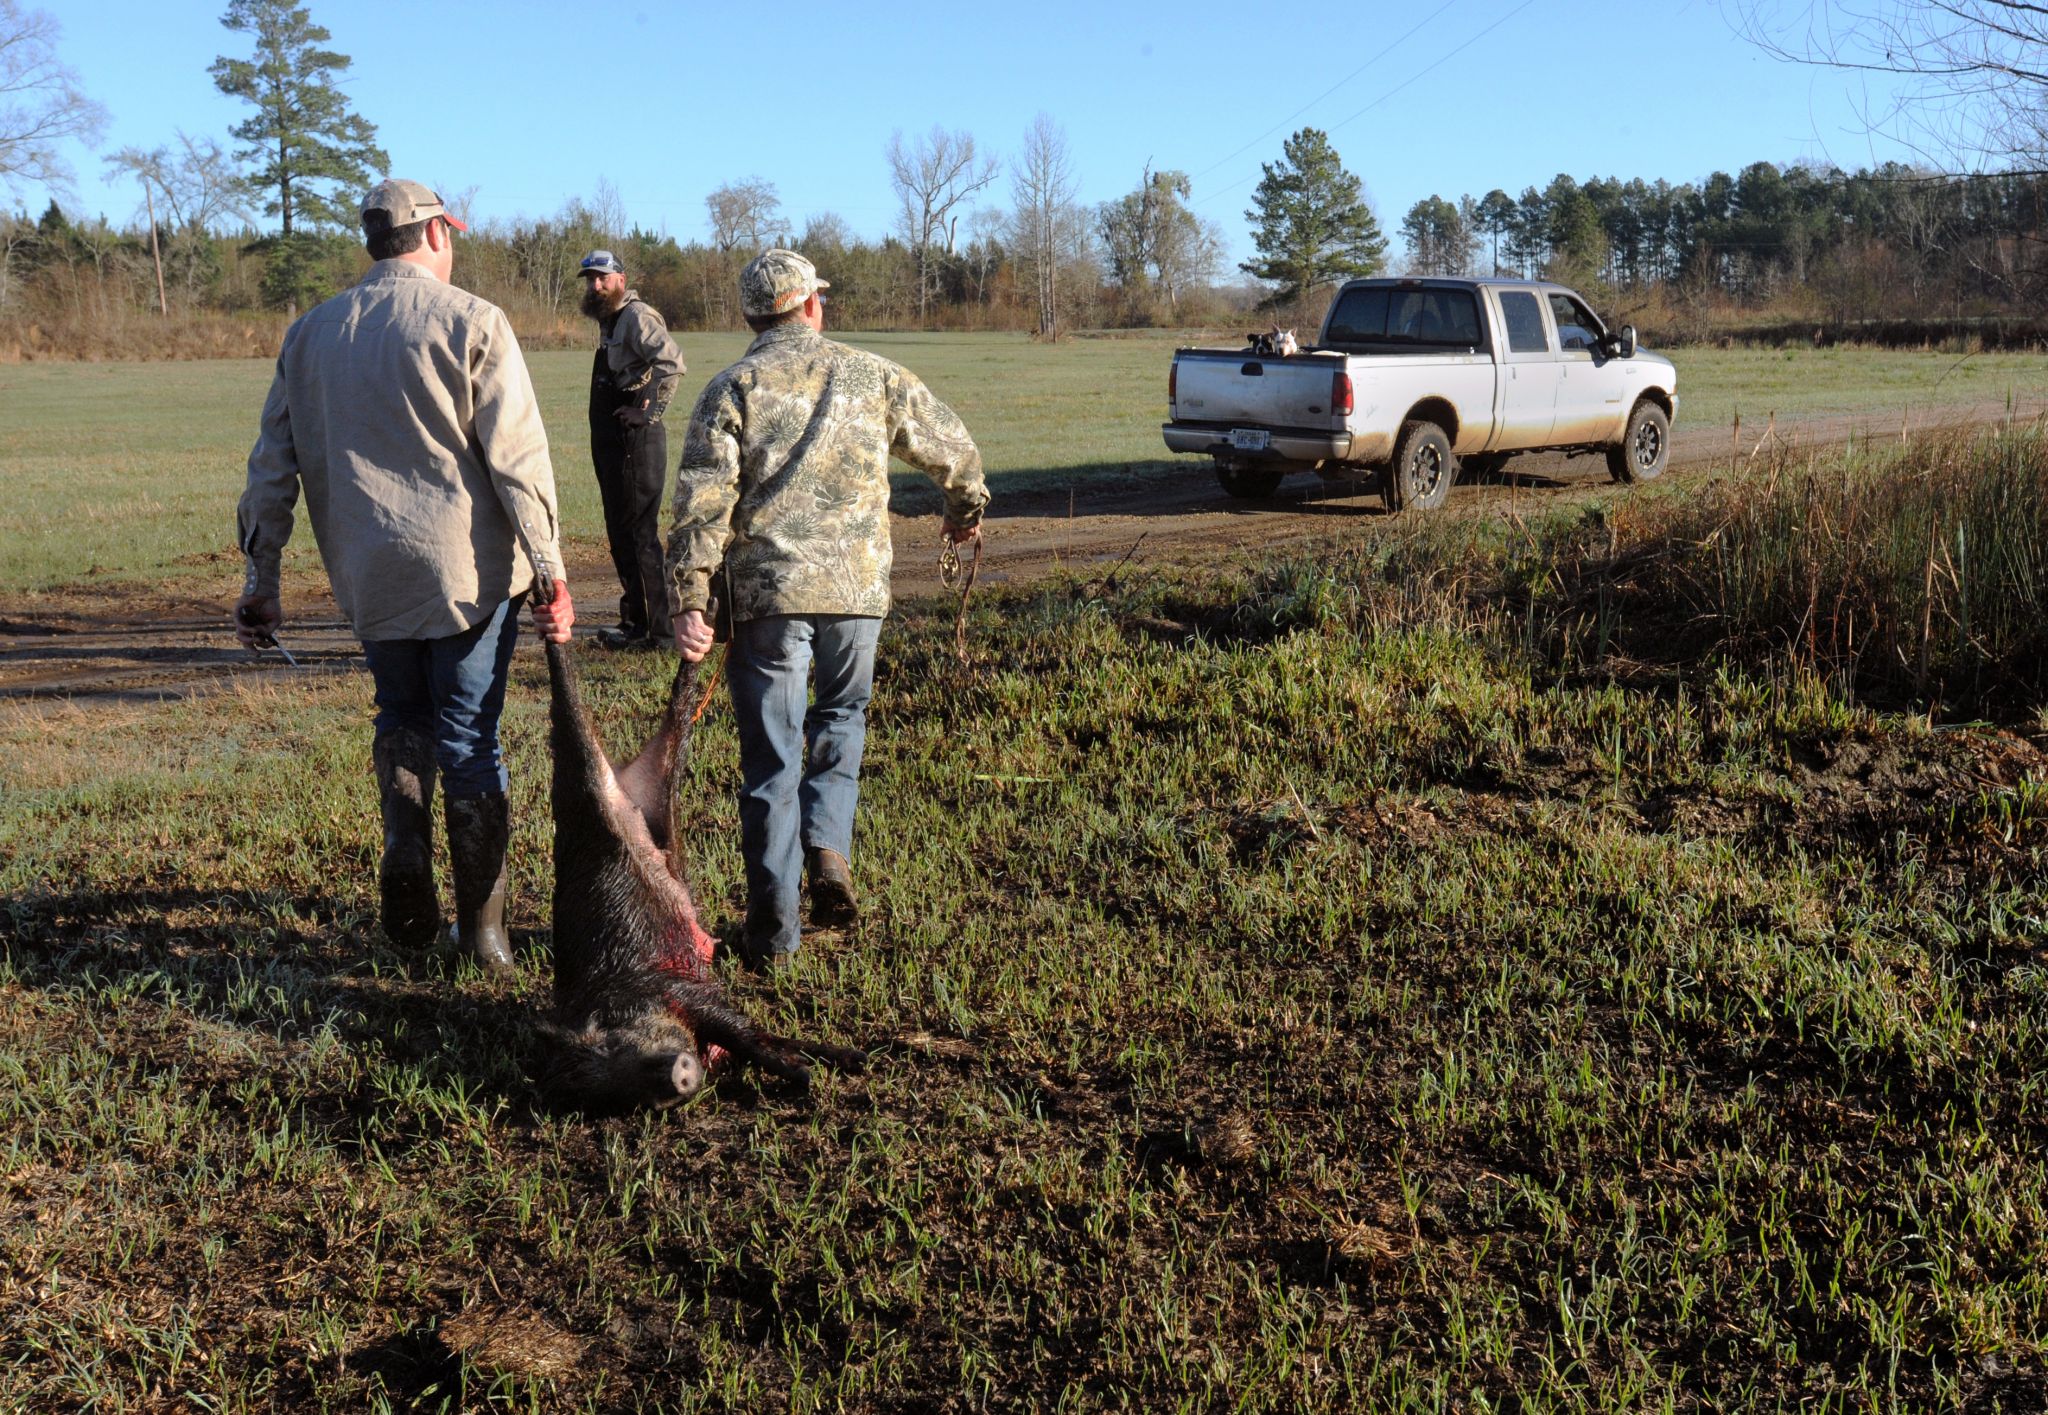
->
[726,614,882,957]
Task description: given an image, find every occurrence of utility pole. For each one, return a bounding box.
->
[142,178,169,318]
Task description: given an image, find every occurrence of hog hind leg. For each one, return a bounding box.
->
[612,657,703,855]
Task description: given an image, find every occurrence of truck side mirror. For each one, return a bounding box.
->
[1616,324,1637,358]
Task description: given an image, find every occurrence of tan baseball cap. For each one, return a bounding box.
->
[360,178,469,232]
[739,248,829,317]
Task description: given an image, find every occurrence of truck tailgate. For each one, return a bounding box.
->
[1171,348,1347,430]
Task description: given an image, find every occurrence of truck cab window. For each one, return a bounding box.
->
[1392,291,1481,347]
[1326,286,1481,350]
[1497,291,1549,354]
[1324,287,1390,345]
[1547,292,1601,352]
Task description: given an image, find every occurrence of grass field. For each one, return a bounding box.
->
[1,336,2044,595]
[2,343,2047,1409]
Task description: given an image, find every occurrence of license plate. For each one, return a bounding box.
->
[1229,428,1270,451]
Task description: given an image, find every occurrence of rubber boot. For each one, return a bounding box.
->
[806,847,859,930]
[372,730,440,947]
[446,792,515,975]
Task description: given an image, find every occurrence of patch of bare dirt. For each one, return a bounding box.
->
[4,399,2040,707]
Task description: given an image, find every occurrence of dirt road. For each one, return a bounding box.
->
[3,398,2040,707]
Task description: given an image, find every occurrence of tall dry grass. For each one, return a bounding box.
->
[1583,420,2048,712]
[1219,420,2048,717]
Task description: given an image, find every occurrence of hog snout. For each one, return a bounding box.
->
[541,1017,707,1114]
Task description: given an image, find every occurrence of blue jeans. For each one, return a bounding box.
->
[360,595,524,798]
[727,614,882,956]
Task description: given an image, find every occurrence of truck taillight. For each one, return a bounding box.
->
[1332,371,1353,416]
[1168,361,1177,405]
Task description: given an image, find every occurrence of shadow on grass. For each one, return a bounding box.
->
[1,882,543,1107]
[2,882,849,1123]
[889,458,1409,524]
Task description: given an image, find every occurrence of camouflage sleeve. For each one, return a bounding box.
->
[666,376,743,615]
[235,358,300,599]
[625,303,684,421]
[887,365,989,530]
[470,307,563,584]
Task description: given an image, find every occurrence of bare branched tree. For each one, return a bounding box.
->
[0,0,107,194]
[800,210,852,254]
[888,125,998,321]
[1010,114,1084,338]
[706,177,786,253]
[1733,2,2048,167]
[164,131,253,232]
[589,176,628,246]
[1100,165,1222,317]
[106,133,252,234]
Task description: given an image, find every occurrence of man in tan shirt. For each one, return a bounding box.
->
[234,178,577,973]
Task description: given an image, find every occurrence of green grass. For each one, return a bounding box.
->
[4,454,2046,1406]
[2,336,2044,595]
[3,344,2047,1409]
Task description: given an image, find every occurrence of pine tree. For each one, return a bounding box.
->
[210,0,386,309]
[1240,128,1386,304]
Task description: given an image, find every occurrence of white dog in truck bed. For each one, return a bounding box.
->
[1245,326,1299,357]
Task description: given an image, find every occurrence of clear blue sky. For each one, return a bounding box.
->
[33,0,1927,270]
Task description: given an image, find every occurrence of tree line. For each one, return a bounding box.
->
[2,0,2044,359]
[1393,163,2048,320]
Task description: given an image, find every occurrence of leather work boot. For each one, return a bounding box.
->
[372,730,440,948]
[445,792,516,975]
[594,625,656,651]
[806,847,859,930]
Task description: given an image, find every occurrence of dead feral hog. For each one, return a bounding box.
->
[537,637,862,1113]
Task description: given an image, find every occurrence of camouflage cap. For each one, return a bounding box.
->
[361,178,469,232]
[739,248,830,318]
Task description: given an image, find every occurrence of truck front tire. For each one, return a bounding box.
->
[1385,421,1456,512]
[1607,401,1671,483]
[1216,463,1284,499]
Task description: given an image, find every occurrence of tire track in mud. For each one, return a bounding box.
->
[4,398,2041,708]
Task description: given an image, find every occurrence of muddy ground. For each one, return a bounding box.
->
[3,399,2039,706]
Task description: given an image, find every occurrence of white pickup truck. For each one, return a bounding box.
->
[1163,278,1678,509]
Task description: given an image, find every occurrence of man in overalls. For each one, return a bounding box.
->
[579,250,684,650]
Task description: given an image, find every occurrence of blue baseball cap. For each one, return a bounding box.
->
[578,249,625,278]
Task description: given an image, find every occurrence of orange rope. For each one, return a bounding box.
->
[689,647,724,724]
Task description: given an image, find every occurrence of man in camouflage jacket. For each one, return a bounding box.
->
[579,250,685,649]
[667,249,988,969]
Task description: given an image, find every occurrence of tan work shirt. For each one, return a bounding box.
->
[237,260,563,641]
[667,322,989,621]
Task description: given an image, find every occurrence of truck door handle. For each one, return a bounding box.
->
[1241,363,1263,376]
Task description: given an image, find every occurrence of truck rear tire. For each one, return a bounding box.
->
[1385,421,1456,512]
[1607,401,1671,483]
[1217,463,1284,499]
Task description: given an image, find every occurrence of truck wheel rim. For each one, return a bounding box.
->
[1633,420,1663,469]
[1412,444,1445,496]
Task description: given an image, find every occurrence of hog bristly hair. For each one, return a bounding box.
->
[537,641,863,1113]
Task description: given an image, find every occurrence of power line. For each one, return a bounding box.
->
[1198,0,1539,213]
[1185,0,1458,187]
